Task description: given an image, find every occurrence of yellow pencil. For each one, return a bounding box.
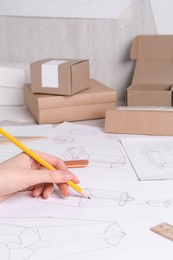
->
[0,127,90,199]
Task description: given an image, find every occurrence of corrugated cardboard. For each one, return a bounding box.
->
[105,107,173,136]
[30,59,90,95]
[24,79,117,124]
[126,35,173,106]
[127,84,173,106]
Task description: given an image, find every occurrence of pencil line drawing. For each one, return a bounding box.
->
[38,188,134,207]
[0,217,125,260]
[52,136,74,144]
[145,199,173,207]
[61,146,126,168]
[141,145,173,169]
[61,127,99,137]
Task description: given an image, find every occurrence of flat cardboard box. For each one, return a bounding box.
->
[105,107,173,136]
[24,79,117,124]
[126,35,173,106]
[30,59,90,95]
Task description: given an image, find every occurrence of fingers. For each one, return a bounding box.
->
[32,183,71,199]
[30,169,79,198]
[42,183,54,199]
[32,183,55,199]
[32,184,44,197]
[57,183,71,197]
[31,151,67,170]
[29,169,70,185]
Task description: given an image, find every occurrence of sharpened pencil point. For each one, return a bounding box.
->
[81,191,91,199]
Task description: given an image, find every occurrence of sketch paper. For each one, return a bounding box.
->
[121,137,173,180]
[150,0,173,34]
[2,123,173,259]
[2,180,173,220]
[1,181,173,259]
[50,122,138,181]
[0,0,131,19]
[0,217,125,260]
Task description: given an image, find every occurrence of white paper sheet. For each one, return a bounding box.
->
[0,0,131,19]
[1,123,173,259]
[1,181,173,259]
[121,137,173,180]
[50,122,137,181]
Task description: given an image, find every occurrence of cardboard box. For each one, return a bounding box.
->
[30,59,90,95]
[126,35,173,106]
[24,79,117,124]
[105,107,173,136]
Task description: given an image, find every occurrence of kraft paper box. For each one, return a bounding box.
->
[126,35,173,106]
[24,79,117,124]
[105,107,173,136]
[30,59,90,95]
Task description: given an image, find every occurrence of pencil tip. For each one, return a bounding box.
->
[81,191,91,199]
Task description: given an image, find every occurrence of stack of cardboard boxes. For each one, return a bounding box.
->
[24,59,117,124]
[105,35,173,136]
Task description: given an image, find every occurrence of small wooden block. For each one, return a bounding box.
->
[151,222,173,241]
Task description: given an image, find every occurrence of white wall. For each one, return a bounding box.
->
[0,0,156,102]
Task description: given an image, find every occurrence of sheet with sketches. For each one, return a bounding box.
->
[121,137,173,180]
[49,122,138,182]
[1,180,173,259]
[1,122,173,259]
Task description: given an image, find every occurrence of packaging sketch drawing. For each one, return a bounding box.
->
[1,123,173,259]
[121,137,173,180]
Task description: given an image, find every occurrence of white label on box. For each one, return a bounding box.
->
[41,60,67,88]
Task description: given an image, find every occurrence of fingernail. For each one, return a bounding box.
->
[33,191,40,197]
[62,173,71,181]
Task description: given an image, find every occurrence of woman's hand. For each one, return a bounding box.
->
[0,151,79,202]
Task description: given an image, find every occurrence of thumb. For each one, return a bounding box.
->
[28,169,73,186]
